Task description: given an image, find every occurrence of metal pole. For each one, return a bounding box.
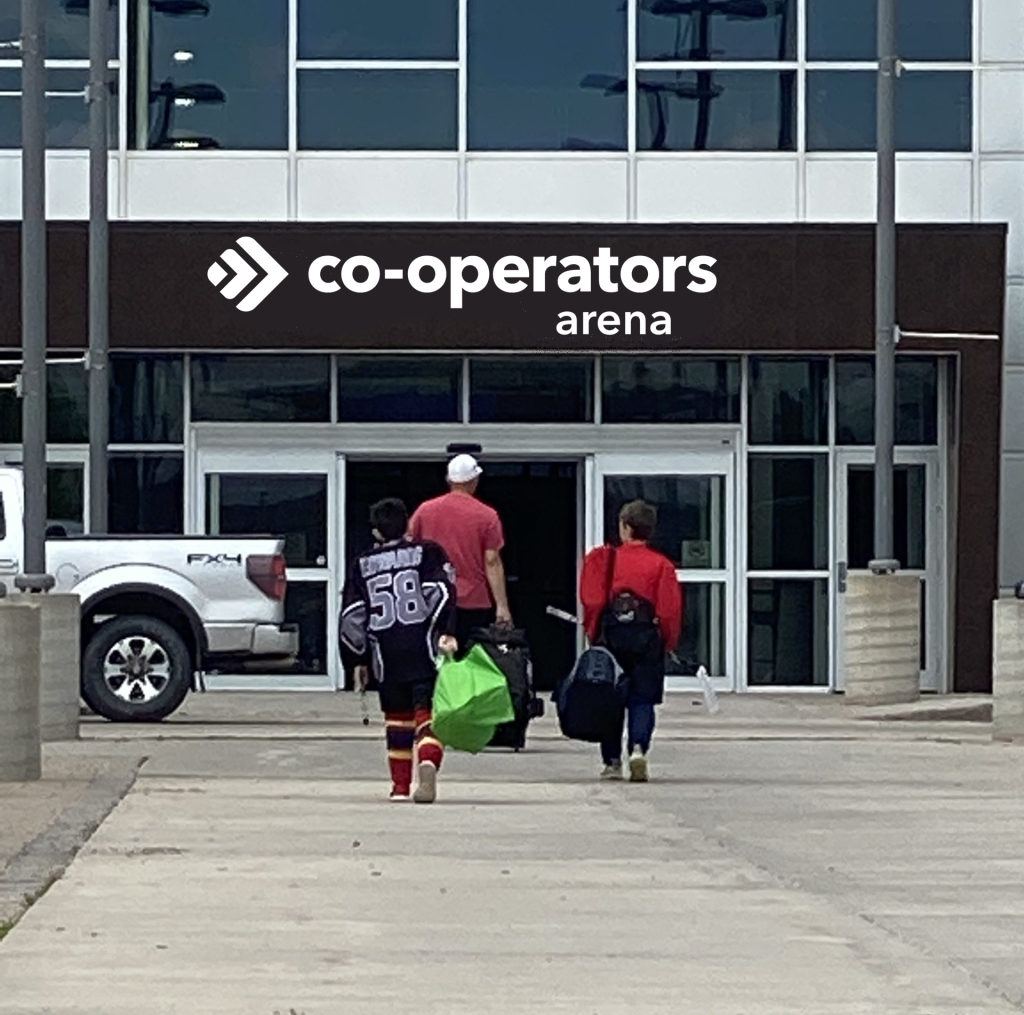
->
[87,0,109,534]
[870,0,899,574]
[16,0,53,594]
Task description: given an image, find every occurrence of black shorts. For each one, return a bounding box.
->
[378,679,436,715]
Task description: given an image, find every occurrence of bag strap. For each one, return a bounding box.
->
[604,545,617,605]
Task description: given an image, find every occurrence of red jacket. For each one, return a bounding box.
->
[580,542,683,650]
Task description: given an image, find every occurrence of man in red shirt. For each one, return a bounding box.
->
[580,499,682,783]
[408,454,512,653]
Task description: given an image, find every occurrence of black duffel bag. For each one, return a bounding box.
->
[553,646,626,743]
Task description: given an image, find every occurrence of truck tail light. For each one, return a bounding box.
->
[247,553,287,602]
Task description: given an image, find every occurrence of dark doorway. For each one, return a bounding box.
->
[344,459,579,692]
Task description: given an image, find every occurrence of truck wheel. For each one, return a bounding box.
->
[82,616,191,722]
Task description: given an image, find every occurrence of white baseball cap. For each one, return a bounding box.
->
[447,453,482,484]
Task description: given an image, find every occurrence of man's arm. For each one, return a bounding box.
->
[484,548,512,625]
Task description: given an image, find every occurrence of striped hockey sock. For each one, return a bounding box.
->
[415,708,444,770]
[385,712,415,794]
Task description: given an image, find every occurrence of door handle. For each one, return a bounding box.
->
[837,561,847,594]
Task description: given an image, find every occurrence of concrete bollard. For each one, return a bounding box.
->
[843,572,921,706]
[0,599,42,781]
[38,593,81,742]
[992,598,1024,742]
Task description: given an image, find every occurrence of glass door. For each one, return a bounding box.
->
[835,449,943,692]
[593,452,736,692]
[196,446,336,688]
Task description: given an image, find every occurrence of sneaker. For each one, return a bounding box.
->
[600,763,624,781]
[413,761,438,804]
[628,749,649,783]
[390,790,412,803]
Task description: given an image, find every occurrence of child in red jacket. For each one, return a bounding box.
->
[580,500,682,783]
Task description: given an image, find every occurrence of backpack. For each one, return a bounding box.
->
[599,549,661,662]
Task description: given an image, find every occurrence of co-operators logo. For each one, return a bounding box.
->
[207,237,288,312]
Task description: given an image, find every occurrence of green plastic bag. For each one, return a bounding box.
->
[432,645,515,753]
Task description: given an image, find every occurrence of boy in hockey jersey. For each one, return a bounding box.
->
[339,498,457,803]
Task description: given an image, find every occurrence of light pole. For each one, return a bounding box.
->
[16,0,53,594]
[871,0,899,575]
[87,0,109,534]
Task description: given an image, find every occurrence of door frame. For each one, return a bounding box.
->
[591,450,738,693]
[833,447,945,693]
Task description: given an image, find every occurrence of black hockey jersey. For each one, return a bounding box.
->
[339,538,456,685]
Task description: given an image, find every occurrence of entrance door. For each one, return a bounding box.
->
[594,453,736,691]
[197,447,335,688]
[835,450,943,692]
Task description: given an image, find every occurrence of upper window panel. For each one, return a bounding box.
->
[298,0,457,60]
[129,0,287,150]
[637,71,796,151]
[0,0,117,60]
[602,357,741,423]
[190,355,330,423]
[749,358,829,446]
[807,0,971,61]
[468,0,626,151]
[638,0,796,61]
[0,68,117,149]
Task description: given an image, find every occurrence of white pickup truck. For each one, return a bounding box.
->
[0,467,298,722]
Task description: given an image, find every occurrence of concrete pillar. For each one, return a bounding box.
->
[38,593,80,742]
[843,572,921,706]
[0,599,42,781]
[992,598,1024,742]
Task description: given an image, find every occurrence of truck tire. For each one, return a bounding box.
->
[81,616,191,722]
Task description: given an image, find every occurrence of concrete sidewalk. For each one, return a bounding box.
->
[3,712,1024,1013]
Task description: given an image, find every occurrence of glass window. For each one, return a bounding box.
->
[807,71,972,153]
[836,356,939,445]
[47,463,84,537]
[749,358,828,445]
[109,453,184,534]
[807,0,971,61]
[206,473,328,569]
[299,0,457,59]
[603,474,725,569]
[468,0,626,151]
[129,0,287,150]
[48,361,89,443]
[637,71,795,152]
[190,355,330,423]
[0,0,117,60]
[470,357,593,423]
[670,582,726,678]
[748,455,828,571]
[846,464,927,571]
[0,68,117,149]
[748,578,829,686]
[337,356,461,423]
[602,357,740,423]
[639,0,795,61]
[110,354,184,444]
[298,70,457,151]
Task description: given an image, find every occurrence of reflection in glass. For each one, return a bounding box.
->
[261,583,327,676]
[299,0,457,59]
[602,357,740,423]
[807,0,970,61]
[638,0,795,60]
[0,362,90,443]
[836,356,939,445]
[299,70,457,150]
[207,474,328,569]
[748,455,828,571]
[847,465,927,571]
[748,578,828,686]
[47,464,84,536]
[636,71,795,151]
[109,453,184,534]
[668,582,726,678]
[470,358,593,423]
[604,475,725,569]
[129,0,287,150]
[0,68,117,148]
[807,71,971,152]
[0,0,117,60]
[468,0,626,151]
[190,355,330,423]
[110,354,184,444]
[337,356,461,422]
[749,358,828,445]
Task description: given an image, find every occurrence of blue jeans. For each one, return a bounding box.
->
[600,698,656,766]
